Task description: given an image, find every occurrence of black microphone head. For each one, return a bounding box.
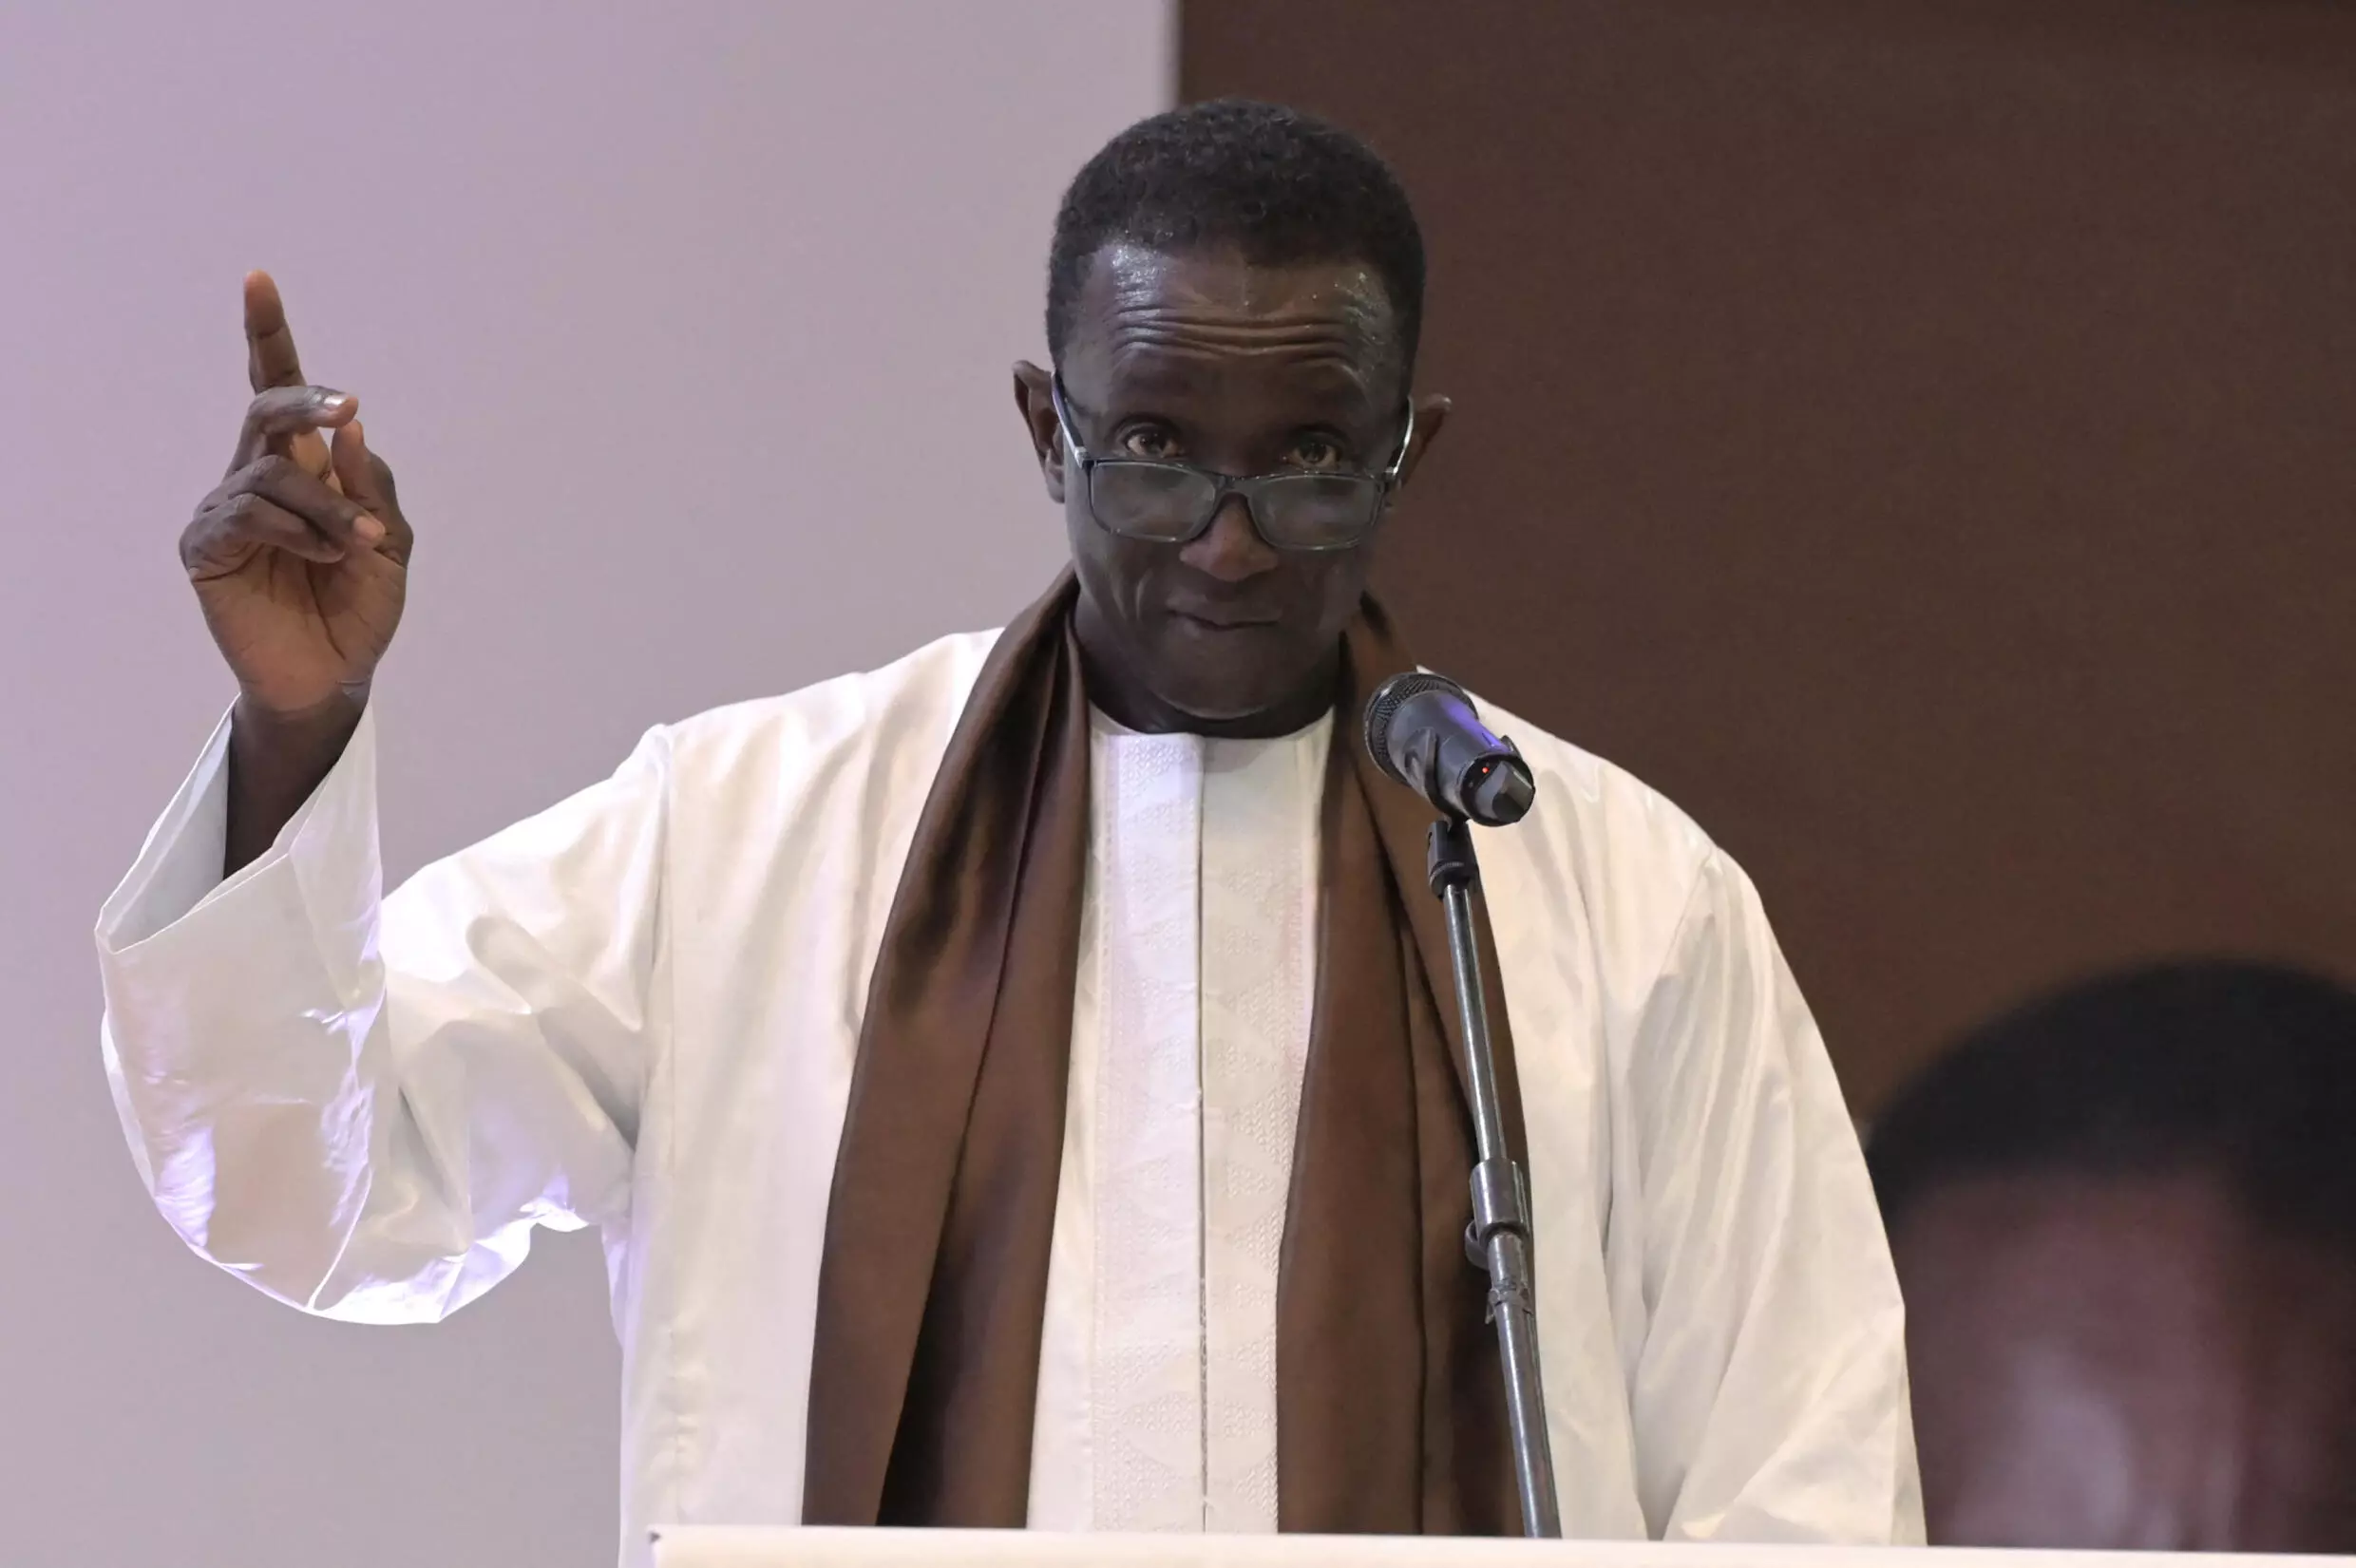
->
[1362,671,1463,786]
[1466,753,1536,825]
[1363,670,1534,826]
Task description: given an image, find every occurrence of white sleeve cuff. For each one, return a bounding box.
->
[96,703,383,960]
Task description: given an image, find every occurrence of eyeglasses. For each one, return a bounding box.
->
[1051,375,1414,553]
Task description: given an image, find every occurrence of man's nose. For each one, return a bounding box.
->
[1179,493,1280,582]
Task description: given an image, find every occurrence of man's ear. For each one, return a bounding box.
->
[1013,361,1065,503]
[1396,393,1453,486]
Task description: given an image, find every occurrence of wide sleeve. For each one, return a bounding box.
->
[94,704,667,1326]
[1613,849,1924,1543]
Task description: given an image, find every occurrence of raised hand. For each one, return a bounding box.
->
[180,272,414,719]
[179,273,419,871]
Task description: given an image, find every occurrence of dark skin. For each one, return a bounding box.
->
[181,272,414,875]
[1894,1168,2356,1551]
[1014,244,1450,736]
[196,246,1444,871]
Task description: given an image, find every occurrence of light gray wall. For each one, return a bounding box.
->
[0,6,1170,1563]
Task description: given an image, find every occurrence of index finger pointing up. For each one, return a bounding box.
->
[244,270,305,392]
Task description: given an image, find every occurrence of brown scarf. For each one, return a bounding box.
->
[802,573,1528,1534]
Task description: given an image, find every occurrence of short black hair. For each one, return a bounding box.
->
[1868,960,2356,1252]
[1046,99,1427,379]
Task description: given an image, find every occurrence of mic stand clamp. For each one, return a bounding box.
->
[1427,814,1562,1540]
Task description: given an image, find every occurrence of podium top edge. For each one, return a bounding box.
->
[650,1527,2354,1568]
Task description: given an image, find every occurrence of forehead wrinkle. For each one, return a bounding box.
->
[1103,293,1376,357]
[1097,341,1378,423]
[1078,242,1402,374]
[1097,239,1389,309]
[1110,305,1362,337]
[1095,306,1390,400]
[1106,317,1367,364]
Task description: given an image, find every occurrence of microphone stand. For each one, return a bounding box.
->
[1428,813,1562,1539]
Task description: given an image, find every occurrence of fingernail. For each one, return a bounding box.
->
[354,514,386,544]
[315,390,352,411]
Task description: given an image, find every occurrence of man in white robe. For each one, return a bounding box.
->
[98,102,1922,1564]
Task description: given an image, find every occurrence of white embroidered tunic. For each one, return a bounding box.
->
[95,630,1924,1566]
[1028,711,1327,1532]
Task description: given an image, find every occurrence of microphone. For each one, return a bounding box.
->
[1363,672,1536,826]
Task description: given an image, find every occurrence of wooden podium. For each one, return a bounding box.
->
[650,1531,2343,1568]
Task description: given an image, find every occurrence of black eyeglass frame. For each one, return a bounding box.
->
[1050,374,1416,554]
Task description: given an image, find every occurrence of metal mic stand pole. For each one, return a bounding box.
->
[1428,813,1562,1539]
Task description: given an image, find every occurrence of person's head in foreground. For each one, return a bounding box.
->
[1012,98,1449,737]
[1870,960,2356,1551]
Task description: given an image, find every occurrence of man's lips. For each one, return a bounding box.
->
[1168,602,1283,631]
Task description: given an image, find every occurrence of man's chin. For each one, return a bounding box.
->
[1149,666,1319,729]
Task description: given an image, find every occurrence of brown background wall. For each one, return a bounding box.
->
[1185,0,2356,1112]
